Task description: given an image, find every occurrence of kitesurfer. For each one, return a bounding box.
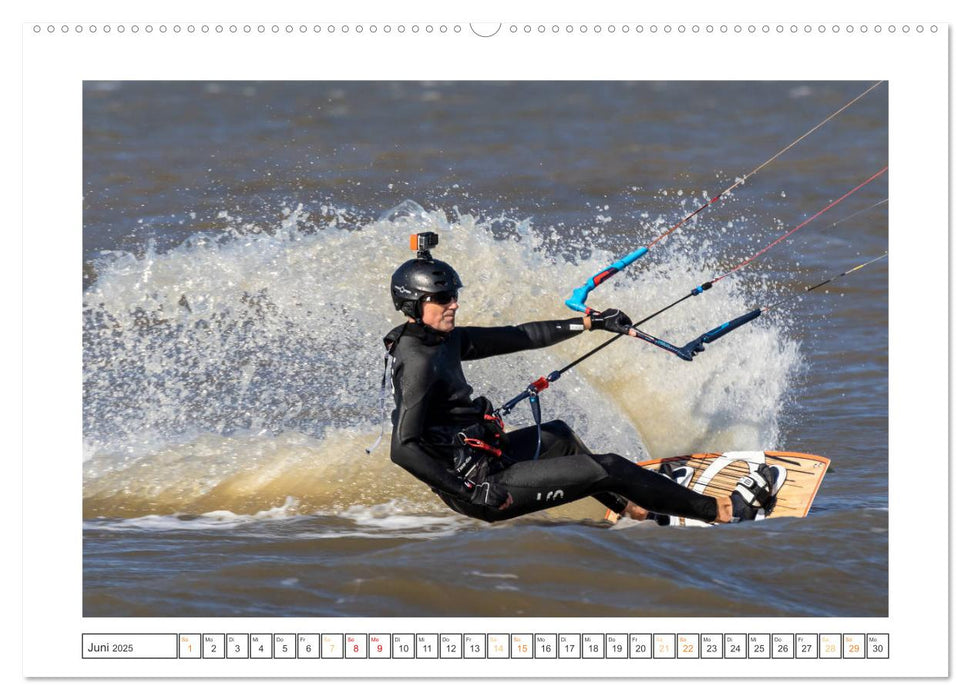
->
[382,235,781,524]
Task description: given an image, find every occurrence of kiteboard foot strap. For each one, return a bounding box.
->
[731,463,787,521]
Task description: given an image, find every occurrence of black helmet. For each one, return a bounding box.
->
[391,257,463,320]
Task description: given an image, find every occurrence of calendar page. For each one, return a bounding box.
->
[19,0,952,692]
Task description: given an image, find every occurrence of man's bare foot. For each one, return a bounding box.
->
[713,495,733,523]
[621,502,649,521]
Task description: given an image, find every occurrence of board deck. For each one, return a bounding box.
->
[604,450,830,526]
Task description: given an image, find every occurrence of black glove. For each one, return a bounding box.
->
[454,444,493,482]
[467,479,511,508]
[588,308,632,334]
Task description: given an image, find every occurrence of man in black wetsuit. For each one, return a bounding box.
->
[384,242,780,524]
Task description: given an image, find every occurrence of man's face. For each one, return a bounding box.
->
[420,291,459,333]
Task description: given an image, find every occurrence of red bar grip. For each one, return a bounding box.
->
[593,268,618,285]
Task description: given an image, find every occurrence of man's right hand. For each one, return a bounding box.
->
[587,308,633,334]
[468,480,513,509]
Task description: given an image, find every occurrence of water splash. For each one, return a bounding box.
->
[82,201,801,518]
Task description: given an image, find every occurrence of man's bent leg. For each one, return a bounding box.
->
[503,421,630,515]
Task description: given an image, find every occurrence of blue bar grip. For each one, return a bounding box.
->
[699,307,762,343]
[678,308,762,359]
[565,247,649,312]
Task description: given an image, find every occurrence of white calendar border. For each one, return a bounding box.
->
[18,0,955,688]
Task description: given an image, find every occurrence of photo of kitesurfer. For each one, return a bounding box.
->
[82,81,887,618]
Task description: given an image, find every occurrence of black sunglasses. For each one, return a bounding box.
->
[422,291,459,305]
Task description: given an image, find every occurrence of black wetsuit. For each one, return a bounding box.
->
[384,320,719,523]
